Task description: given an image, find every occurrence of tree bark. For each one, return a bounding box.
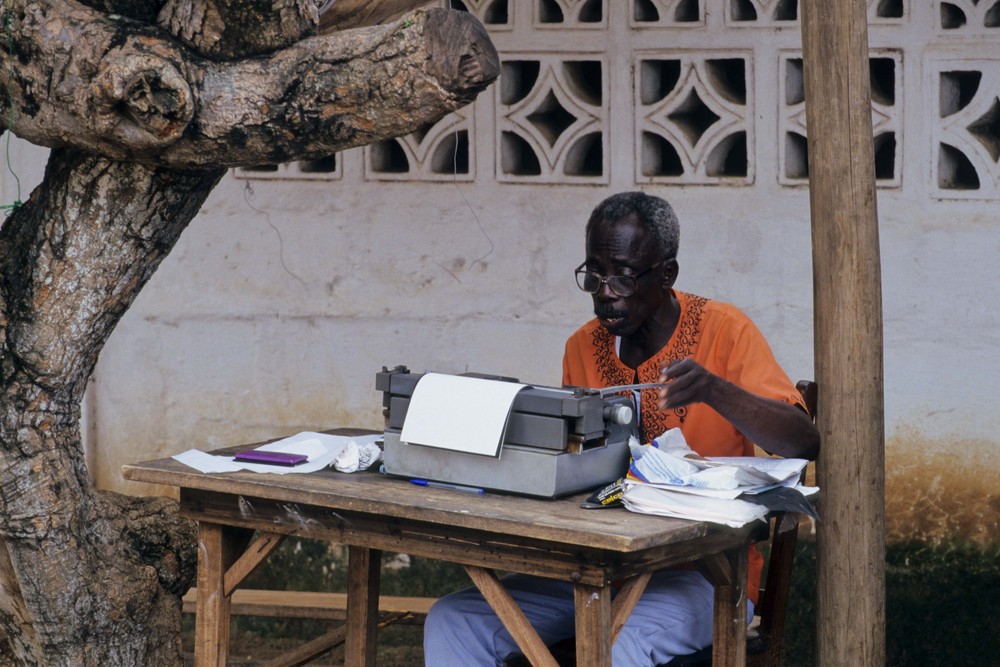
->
[0,150,221,665]
[159,0,323,58]
[319,0,434,32]
[0,0,498,663]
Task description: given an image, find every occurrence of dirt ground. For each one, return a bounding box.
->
[182,624,424,666]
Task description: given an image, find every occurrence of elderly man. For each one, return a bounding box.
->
[423,191,819,666]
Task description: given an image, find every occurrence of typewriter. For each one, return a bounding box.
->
[376,366,637,498]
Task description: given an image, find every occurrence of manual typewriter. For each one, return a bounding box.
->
[376,365,637,498]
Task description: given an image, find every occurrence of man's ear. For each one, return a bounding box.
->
[662,258,679,288]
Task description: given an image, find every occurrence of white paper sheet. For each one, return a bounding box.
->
[399,373,528,457]
[171,431,379,475]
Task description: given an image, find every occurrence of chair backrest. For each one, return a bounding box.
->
[795,379,818,424]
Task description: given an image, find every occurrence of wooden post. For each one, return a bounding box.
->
[800,1,886,665]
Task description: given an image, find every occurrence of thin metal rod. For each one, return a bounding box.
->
[597,382,669,397]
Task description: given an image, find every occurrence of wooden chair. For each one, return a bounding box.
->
[663,510,803,667]
[507,380,819,667]
[664,379,818,667]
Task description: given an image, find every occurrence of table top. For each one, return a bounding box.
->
[123,429,754,555]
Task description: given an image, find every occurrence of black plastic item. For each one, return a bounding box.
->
[233,450,308,467]
[580,478,625,509]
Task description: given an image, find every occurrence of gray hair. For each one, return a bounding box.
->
[586,192,680,261]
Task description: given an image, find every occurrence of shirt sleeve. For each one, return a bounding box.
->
[722,316,806,412]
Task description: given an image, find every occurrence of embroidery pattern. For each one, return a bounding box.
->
[591,326,632,388]
[588,293,708,442]
[640,293,706,439]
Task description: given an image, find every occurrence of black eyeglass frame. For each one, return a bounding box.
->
[574,260,666,298]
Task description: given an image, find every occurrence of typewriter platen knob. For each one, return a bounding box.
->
[603,403,634,426]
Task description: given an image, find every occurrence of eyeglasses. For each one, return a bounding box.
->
[574,260,665,297]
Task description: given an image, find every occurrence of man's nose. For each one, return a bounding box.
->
[595,280,618,300]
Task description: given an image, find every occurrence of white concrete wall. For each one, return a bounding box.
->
[2,1,997,541]
[83,161,997,503]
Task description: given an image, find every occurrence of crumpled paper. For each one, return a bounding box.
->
[631,428,804,491]
[332,438,382,473]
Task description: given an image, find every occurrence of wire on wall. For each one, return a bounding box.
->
[2,0,23,215]
[449,113,494,270]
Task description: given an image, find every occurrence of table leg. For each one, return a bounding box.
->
[610,572,652,643]
[574,582,612,667]
[194,522,253,666]
[345,545,381,667]
[710,547,748,666]
[464,565,559,667]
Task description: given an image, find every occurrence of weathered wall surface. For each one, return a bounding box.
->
[2,1,996,543]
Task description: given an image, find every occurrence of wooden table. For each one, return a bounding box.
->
[123,429,762,666]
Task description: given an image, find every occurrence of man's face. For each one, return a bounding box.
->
[584,213,670,337]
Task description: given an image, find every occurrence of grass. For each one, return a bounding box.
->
[781,539,1000,666]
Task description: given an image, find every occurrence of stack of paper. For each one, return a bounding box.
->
[621,429,816,527]
[623,483,771,526]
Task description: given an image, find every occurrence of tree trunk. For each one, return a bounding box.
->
[0,150,222,665]
[0,0,498,663]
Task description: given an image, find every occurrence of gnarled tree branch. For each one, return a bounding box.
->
[3,0,499,168]
[318,0,433,32]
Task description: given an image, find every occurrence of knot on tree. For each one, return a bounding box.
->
[421,8,499,105]
[90,54,193,148]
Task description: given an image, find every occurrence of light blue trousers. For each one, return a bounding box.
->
[423,569,754,667]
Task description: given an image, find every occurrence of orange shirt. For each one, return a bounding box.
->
[562,290,806,604]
